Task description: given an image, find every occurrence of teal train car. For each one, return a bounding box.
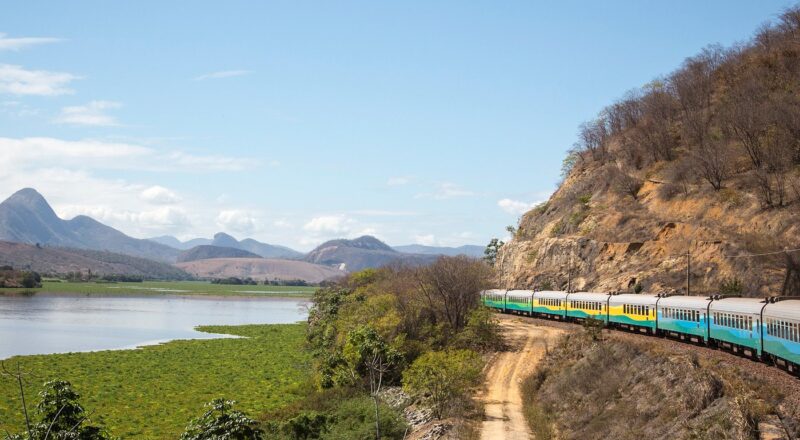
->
[762,299,800,374]
[656,295,712,343]
[481,289,507,311]
[505,290,533,315]
[565,292,610,323]
[708,298,765,357]
[532,290,567,319]
[608,294,659,333]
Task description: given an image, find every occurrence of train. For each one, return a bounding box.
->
[480,289,800,375]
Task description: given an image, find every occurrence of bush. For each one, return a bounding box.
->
[720,278,744,295]
[403,349,483,419]
[454,307,502,351]
[181,399,264,440]
[320,397,406,440]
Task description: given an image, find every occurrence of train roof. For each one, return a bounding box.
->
[657,295,712,309]
[608,293,660,306]
[506,289,534,298]
[709,297,767,314]
[567,292,611,302]
[481,289,506,296]
[534,290,568,300]
[763,299,800,321]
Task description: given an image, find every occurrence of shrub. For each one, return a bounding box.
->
[454,307,502,352]
[320,397,406,440]
[719,278,744,295]
[403,349,483,419]
[181,399,264,440]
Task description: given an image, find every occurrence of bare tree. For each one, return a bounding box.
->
[692,140,731,191]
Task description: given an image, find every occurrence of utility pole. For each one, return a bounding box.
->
[686,249,691,296]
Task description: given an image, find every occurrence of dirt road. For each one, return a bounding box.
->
[479,315,564,440]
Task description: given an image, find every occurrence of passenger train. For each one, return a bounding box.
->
[481,289,800,375]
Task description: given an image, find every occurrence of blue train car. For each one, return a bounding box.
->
[481,289,507,311]
[762,299,800,374]
[608,294,659,333]
[657,295,712,343]
[709,298,765,357]
[505,290,534,315]
[532,290,567,319]
[565,292,610,323]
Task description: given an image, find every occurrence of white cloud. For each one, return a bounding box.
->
[497,198,539,215]
[414,234,436,246]
[0,33,61,51]
[416,182,474,200]
[193,70,252,81]
[140,186,180,205]
[273,219,293,229]
[387,176,412,186]
[352,209,417,217]
[61,205,191,234]
[216,210,258,235]
[303,215,353,234]
[164,151,256,172]
[54,100,121,126]
[0,64,80,96]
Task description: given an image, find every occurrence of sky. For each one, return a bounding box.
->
[0,1,794,251]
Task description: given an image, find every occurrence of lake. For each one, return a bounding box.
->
[0,294,310,359]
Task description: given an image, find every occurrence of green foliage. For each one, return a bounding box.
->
[577,193,592,205]
[483,238,504,267]
[561,151,579,180]
[550,219,566,237]
[340,325,402,388]
[633,283,644,294]
[26,281,315,297]
[319,397,406,440]
[453,307,502,352]
[0,324,311,438]
[719,278,744,295]
[582,317,604,341]
[181,399,263,440]
[539,280,554,291]
[402,349,483,419]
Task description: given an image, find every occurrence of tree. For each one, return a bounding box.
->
[413,256,492,333]
[181,399,264,440]
[483,239,504,267]
[341,326,401,440]
[402,349,483,419]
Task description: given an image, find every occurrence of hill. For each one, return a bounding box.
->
[175,258,343,283]
[149,232,302,259]
[0,241,191,279]
[0,188,179,262]
[497,8,800,297]
[393,244,484,258]
[177,245,262,263]
[304,235,437,271]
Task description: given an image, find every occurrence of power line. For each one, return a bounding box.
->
[722,247,800,258]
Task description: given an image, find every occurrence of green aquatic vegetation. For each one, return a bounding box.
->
[0,324,311,439]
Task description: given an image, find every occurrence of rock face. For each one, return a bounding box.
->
[497,163,798,296]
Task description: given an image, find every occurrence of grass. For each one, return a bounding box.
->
[0,324,312,439]
[0,280,317,297]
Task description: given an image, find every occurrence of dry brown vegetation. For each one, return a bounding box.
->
[499,6,800,296]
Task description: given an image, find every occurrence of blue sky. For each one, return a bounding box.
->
[0,1,793,250]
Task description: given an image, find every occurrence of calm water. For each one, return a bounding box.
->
[0,294,309,359]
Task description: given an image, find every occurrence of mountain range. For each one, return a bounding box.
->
[0,188,484,280]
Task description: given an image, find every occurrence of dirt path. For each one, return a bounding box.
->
[479,315,565,440]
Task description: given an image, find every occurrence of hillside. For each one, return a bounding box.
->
[393,244,484,258]
[0,188,179,262]
[149,232,303,259]
[176,245,261,263]
[0,241,191,280]
[175,258,343,283]
[498,8,800,297]
[304,235,437,271]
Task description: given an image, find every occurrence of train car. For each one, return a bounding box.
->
[565,292,610,323]
[505,290,534,315]
[762,299,800,374]
[657,295,712,343]
[532,290,568,319]
[608,293,659,333]
[481,289,507,311]
[709,297,765,357]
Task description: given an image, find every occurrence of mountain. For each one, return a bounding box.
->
[0,189,179,262]
[176,258,343,283]
[497,12,800,298]
[393,244,485,258]
[0,241,190,279]
[149,232,302,259]
[177,245,261,263]
[304,235,437,272]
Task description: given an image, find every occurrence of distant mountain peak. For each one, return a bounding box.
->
[315,235,395,252]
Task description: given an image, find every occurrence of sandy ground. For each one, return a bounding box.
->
[479,315,564,440]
